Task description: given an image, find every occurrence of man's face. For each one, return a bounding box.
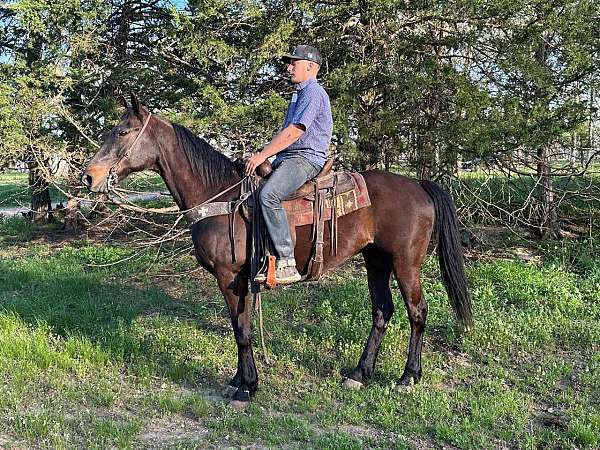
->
[287,59,315,84]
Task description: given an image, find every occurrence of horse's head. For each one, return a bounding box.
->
[82,93,159,193]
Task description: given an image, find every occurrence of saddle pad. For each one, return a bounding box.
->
[283,172,371,227]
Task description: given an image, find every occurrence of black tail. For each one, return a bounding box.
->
[420,180,473,329]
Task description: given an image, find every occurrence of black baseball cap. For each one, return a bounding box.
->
[281,45,323,65]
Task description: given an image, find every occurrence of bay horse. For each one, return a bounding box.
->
[83,94,472,408]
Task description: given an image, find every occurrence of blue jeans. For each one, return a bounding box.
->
[259,157,322,260]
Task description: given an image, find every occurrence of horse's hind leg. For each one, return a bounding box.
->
[393,262,428,386]
[343,246,395,388]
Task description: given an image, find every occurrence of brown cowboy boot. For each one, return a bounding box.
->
[274,258,301,284]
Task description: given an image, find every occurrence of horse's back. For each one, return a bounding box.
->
[357,169,435,256]
[361,169,434,217]
[296,169,434,274]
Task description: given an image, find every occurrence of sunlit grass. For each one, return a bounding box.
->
[0,217,599,448]
[0,171,65,208]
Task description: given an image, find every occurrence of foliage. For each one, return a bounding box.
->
[1,0,596,167]
[0,0,598,231]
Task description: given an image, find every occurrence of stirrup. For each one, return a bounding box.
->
[255,267,301,285]
[254,255,277,288]
[254,257,301,285]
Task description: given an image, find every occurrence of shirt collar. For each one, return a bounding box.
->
[296,77,317,91]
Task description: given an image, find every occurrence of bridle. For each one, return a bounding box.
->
[104,109,251,219]
[107,112,153,190]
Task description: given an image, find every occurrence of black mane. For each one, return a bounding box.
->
[172,123,237,186]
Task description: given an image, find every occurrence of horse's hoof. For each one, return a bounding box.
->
[341,377,363,390]
[228,399,250,411]
[395,376,416,391]
[222,384,238,398]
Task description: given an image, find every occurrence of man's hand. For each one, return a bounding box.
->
[245,152,267,177]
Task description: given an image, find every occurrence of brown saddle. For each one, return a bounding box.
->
[256,158,371,282]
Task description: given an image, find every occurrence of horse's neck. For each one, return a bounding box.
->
[156,124,240,211]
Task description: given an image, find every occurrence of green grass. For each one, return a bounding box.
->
[449,169,600,226]
[0,218,599,448]
[0,171,166,208]
[123,172,168,192]
[0,171,65,208]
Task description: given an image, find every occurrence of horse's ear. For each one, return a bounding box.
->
[119,95,128,109]
[130,92,141,114]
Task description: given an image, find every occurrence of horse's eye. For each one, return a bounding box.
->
[118,129,128,136]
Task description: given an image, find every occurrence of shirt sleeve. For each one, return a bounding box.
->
[290,88,322,131]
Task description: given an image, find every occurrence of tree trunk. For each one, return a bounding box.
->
[24,33,52,224]
[27,160,53,224]
[417,90,440,180]
[582,86,594,166]
[532,34,560,238]
[116,1,132,59]
[535,144,560,238]
[417,144,435,180]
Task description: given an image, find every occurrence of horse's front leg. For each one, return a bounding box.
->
[216,269,258,408]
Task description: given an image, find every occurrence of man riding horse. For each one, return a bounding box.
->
[245,45,333,285]
[83,45,472,408]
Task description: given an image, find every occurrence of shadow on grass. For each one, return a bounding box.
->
[254,275,467,386]
[0,260,233,388]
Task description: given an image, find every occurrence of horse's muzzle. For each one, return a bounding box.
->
[82,165,111,193]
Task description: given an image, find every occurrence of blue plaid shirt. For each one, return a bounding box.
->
[273,78,333,168]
